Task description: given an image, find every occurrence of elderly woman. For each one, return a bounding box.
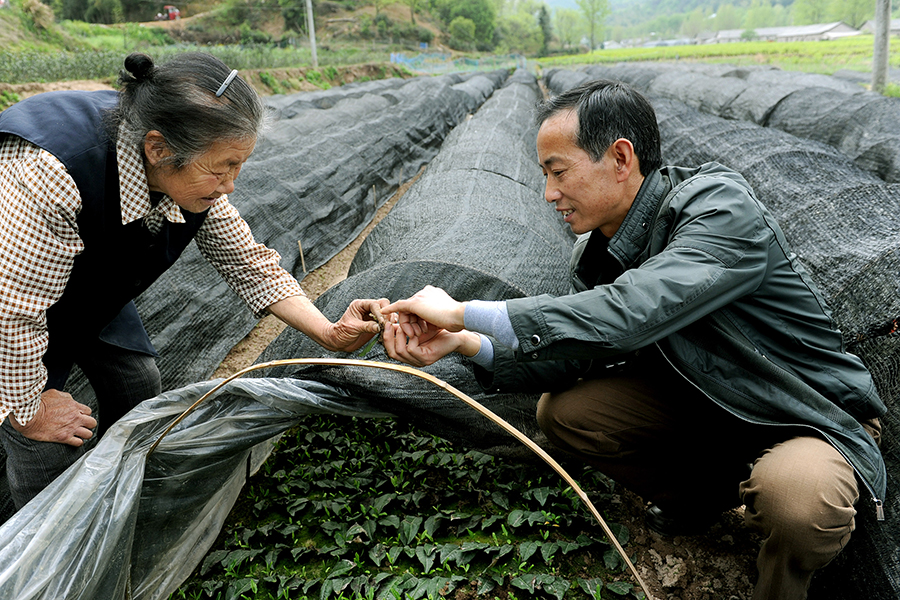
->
[0,52,385,509]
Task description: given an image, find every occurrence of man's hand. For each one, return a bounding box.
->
[381,286,466,338]
[326,298,389,353]
[9,389,97,447]
[383,315,482,367]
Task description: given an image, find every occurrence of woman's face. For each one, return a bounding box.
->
[144,132,256,213]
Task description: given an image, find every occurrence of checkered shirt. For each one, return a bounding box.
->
[0,133,304,425]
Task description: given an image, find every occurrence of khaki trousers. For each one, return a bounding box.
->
[535,347,876,600]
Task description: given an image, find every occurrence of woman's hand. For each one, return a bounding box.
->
[10,389,97,447]
[268,296,388,353]
[326,298,389,352]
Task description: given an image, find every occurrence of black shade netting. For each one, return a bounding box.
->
[258,70,576,456]
[565,64,900,185]
[767,88,900,183]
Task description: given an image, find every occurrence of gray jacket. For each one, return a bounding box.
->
[483,162,887,514]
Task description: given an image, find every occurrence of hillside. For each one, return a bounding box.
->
[143,1,447,49]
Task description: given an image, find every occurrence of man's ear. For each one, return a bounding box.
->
[143,130,171,166]
[611,138,637,183]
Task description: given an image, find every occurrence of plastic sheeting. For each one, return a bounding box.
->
[0,377,390,600]
[258,69,575,455]
[547,67,899,598]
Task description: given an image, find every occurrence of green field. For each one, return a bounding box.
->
[539,35,899,77]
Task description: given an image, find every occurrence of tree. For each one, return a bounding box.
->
[829,0,874,28]
[793,0,830,24]
[537,4,551,55]
[576,0,609,51]
[743,0,777,30]
[680,7,706,38]
[496,10,543,54]
[404,0,419,24]
[435,0,496,48]
[714,3,742,31]
[279,0,307,33]
[58,0,89,21]
[84,0,122,23]
[116,0,142,21]
[554,7,583,49]
[449,15,476,49]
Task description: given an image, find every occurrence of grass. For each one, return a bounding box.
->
[539,34,900,77]
[170,413,643,600]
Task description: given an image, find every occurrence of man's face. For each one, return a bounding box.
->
[537,110,633,237]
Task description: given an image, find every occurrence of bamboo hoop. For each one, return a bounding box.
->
[147,358,656,599]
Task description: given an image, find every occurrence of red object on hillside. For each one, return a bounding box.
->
[155,5,181,20]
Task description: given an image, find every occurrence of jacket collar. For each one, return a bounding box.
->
[606,169,670,267]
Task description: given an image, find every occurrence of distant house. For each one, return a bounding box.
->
[642,38,696,47]
[713,21,860,43]
[860,18,900,36]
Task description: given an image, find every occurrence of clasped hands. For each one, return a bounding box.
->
[380,285,482,367]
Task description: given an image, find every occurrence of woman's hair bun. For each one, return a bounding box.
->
[124,52,154,81]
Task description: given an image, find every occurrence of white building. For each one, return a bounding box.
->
[860,18,900,36]
[713,21,860,43]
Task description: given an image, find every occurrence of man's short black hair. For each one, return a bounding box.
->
[536,79,662,176]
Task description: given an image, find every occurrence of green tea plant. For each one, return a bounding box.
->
[171,413,643,600]
[0,90,21,111]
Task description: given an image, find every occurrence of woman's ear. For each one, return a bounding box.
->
[143,130,171,166]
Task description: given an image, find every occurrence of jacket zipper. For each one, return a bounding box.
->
[655,342,885,522]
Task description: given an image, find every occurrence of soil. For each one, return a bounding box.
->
[8,76,763,600]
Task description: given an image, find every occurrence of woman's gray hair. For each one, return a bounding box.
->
[109,52,268,169]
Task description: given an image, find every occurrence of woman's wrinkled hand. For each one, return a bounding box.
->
[327,297,389,352]
[10,389,97,447]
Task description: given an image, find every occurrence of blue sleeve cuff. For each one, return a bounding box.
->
[464,300,519,350]
[468,333,495,371]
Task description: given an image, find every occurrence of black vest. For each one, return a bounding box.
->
[0,91,208,384]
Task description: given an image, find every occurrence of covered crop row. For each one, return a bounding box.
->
[545,63,900,183]
[258,69,575,455]
[547,68,900,599]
